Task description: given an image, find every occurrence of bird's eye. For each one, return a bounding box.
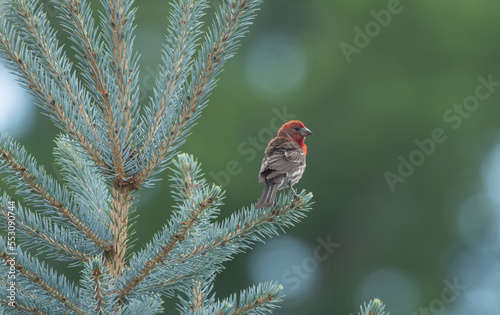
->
[294,127,300,131]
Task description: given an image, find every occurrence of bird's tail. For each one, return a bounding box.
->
[255,182,280,209]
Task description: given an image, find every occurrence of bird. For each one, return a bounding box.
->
[255,120,312,209]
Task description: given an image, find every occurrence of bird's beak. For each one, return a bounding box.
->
[300,127,312,137]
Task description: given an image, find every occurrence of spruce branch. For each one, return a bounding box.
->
[89,263,106,314]
[190,281,205,311]
[165,192,311,270]
[118,154,311,298]
[134,193,311,297]
[54,0,113,110]
[176,279,217,313]
[356,299,388,315]
[108,184,132,277]
[177,280,283,315]
[2,0,109,169]
[227,282,283,315]
[120,294,164,315]
[0,19,107,169]
[95,0,143,279]
[116,154,223,298]
[53,135,112,230]
[0,286,49,314]
[117,187,221,298]
[138,0,208,174]
[0,244,83,314]
[5,0,97,130]
[135,0,263,186]
[55,0,136,182]
[99,0,140,180]
[80,257,114,315]
[0,198,95,263]
[0,269,44,314]
[0,132,113,251]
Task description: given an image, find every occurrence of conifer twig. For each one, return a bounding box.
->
[0,250,84,315]
[57,0,131,181]
[140,0,207,161]
[231,292,279,315]
[8,0,95,131]
[116,194,215,298]
[0,142,112,251]
[1,205,91,262]
[57,0,112,111]
[101,0,137,179]
[0,22,106,168]
[190,281,204,311]
[90,268,106,314]
[108,185,132,276]
[135,0,260,185]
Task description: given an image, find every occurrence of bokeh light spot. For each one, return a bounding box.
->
[482,140,500,210]
[457,194,498,246]
[244,33,307,102]
[247,236,318,302]
[0,63,35,137]
[442,139,500,314]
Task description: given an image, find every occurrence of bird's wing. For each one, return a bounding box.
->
[259,138,305,182]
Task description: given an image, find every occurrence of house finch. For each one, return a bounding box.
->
[255,120,312,209]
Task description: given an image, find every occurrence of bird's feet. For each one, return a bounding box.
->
[289,183,299,200]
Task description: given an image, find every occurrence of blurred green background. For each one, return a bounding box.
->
[2,0,500,314]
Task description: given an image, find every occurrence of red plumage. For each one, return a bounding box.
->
[255,120,312,209]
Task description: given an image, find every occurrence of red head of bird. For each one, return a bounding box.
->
[277,120,312,154]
